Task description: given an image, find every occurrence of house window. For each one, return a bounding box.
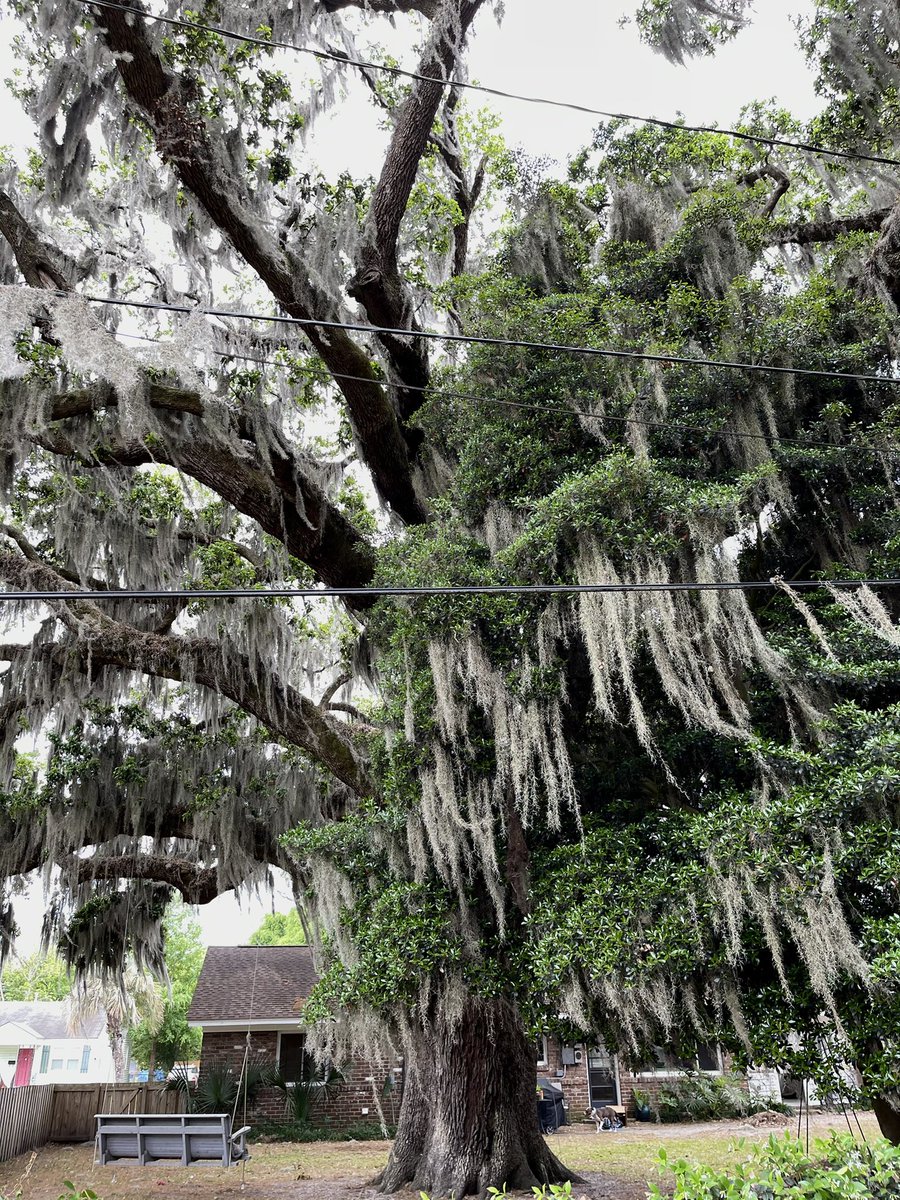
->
[66,1059,79,1072]
[638,1045,722,1076]
[40,1046,50,1074]
[536,1037,549,1068]
[51,1058,63,1071]
[80,1046,91,1074]
[278,1034,310,1084]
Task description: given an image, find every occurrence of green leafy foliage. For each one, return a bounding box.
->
[651,1133,900,1200]
[248,909,307,945]
[655,1072,783,1123]
[0,951,71,1000]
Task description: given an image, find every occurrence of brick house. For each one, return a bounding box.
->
[187,945,402,1129]
[537,1035,752,1119]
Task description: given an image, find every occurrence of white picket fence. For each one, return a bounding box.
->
[0,1083,55,1163]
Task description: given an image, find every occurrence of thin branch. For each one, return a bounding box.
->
[326,700,377,731]
[320,671,353,706]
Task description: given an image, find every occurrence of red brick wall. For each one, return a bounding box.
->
[199,1030,402,1130]
[539,1038,591,1118]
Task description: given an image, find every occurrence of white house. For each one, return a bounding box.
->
[0,1001,115,1087]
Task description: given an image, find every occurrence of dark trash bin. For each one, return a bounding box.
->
[536,1076,566,1132]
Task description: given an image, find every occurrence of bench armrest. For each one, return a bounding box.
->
[231,1126,251,1141]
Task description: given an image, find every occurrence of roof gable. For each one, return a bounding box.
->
[0,1001,105,1041]
[187,945,318,1026]
[0,1019,41,1045]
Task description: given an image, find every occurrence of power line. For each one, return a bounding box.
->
[1,579,897,602]
[117,329,900,458]
[78,291,900,389]
[75,0,900,171]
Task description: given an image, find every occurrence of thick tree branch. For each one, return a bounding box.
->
[348,0,486,419]
[0,548,374,797]
[432,89,485,280]
[320,670,353,706]
[321,0,439,14]
[69,854,221,904]
[864,202,900,308]
[0,191,80,291]
[0,375,377,596]
[765,206,891,247]
[87,2,428,523]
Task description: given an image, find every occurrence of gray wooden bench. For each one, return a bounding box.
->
[95,1112,250,1167]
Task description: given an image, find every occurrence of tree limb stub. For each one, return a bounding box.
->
[89,0,429,524]
[0,547,374,797]
[739,163,790,219]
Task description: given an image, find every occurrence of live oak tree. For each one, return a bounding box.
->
[1,0,900,1196]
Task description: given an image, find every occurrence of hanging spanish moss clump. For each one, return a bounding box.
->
[47,879,171,982]
[637,0,751,65]
[565,505,812,760]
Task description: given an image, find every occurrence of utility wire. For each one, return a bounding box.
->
[0,580,897,602]
[75,0,900,171]
[77,291,900,389]
[117,329,900,457]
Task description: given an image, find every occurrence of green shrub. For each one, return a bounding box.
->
[267,1059,346,1123]
[649,1132,900,1199]
[167,1057,274,1114]
[656,1070,782,1122]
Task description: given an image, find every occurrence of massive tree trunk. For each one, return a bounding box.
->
[873,1094,900,1145]
[376,997,577,1198]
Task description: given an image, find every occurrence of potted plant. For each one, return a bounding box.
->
[632,1088,652,1121]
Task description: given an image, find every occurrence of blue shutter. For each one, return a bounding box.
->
[80,1045,91,1074]
[40,1045,50,1074]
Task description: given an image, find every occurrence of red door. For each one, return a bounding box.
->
[12,1048,34,1087]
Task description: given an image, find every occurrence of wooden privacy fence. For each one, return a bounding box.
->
[0,1084,55,1163]
[50,1084,181,1143]
[0,1084,179,1162]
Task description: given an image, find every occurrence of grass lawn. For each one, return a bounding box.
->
[0,1111,882,1200]
[552,1110,881,1181]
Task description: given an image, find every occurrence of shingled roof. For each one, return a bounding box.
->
[187,945,319,1026]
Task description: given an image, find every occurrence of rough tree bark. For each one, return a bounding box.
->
[873,1095,900,1145]
[377,997,578,1198]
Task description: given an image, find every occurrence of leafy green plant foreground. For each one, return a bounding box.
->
[653,1133,900,1200]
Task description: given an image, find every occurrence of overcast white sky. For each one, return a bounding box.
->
[2,0,820,955]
